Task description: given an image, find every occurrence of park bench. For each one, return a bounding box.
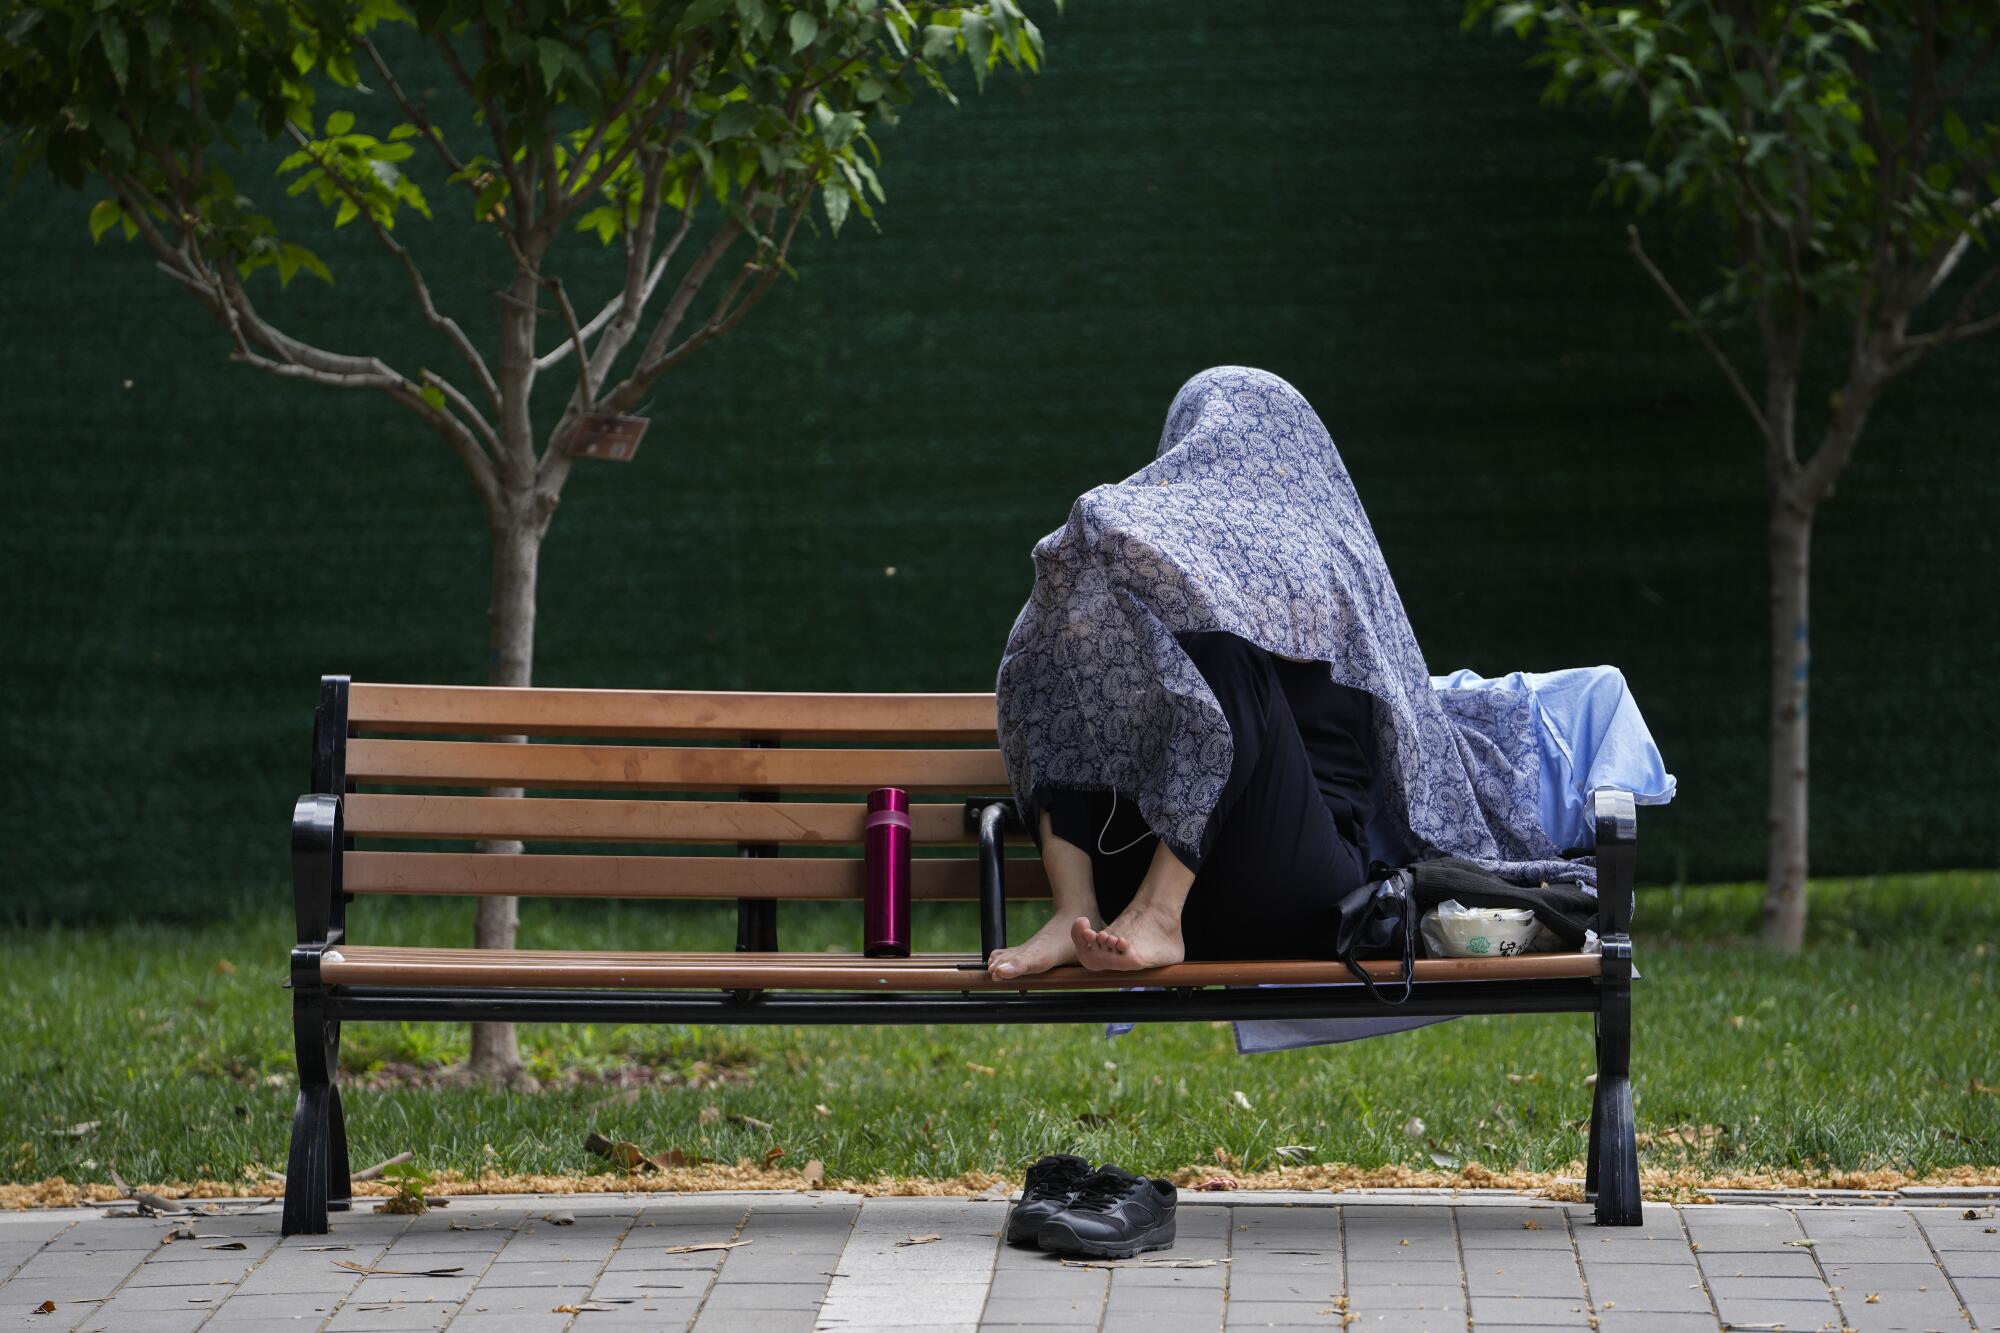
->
[283,675,1641,1235]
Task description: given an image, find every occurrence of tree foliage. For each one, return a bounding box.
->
[1,0,1051,506]
[1468,1,1999,387]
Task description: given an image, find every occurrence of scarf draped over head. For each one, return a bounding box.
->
[994,365,1590,889]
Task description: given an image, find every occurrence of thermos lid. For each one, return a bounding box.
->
[865,786,908,814]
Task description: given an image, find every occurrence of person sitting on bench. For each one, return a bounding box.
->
[989,364,1628,983]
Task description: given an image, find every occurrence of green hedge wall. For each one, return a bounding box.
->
[2,1,1994,921]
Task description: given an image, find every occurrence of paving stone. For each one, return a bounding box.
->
[120,1256,259,1287]
[1325,1312,1462,1332]
[588,1269,710,1301]
[984,1265,1106,1300]
[1950,1275,2000,1303]
[324,1296,461,1330]
[1576,1262,1712,1312]
[698,1281,830,1312]
[1577,1235,1705,1265]
[1222,1298,1342,1325]
[1344,1283,1464,1311]
[1704,1297,1842,1330]
[201,1290,347,1321]
[1102,1282,1225,1313]
[1821,1260,1958,1287]
[1461,1250,1584,1295]
[1465,1294,1595,1326]
[1695,1248,1823,1278]
[1097,1315,1234,1333]
[1933,1250,2000,1278]
[1107,1263,1229,1289]
[467,1260,597,1288]
[457,1284,589,1314]
[437,1314,575,1332]
[1224,1271,1335,1301]
[1592,1313,1721,1333]
[1705,1274,1838,1303]
[691,1312,821,1333]
[86,1281,235,1312]
[74,1313,212,1333]
[599,1246,729,1273]
[349,1273,481,1305]
[976,1294,1104,1323]
[1833,1288,1976,1332]
[235,1261,369,1295]
[1808,1238,1940,1266]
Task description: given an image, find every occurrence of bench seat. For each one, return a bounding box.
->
[319,946,1604,990]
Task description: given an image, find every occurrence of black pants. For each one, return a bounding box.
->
[1037,631,1368,961]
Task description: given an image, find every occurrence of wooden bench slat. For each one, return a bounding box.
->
[349,683,998,741]
[343,794,981,845]
[345,738,1010,792]
[318,945,1603,990]
[343,850,1051,900]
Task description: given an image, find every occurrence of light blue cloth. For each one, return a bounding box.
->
[1430,666,1676,856]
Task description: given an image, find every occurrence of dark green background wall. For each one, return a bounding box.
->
[3,2,1995,921]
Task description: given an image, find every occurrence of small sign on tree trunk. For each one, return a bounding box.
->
[568,413,649,461]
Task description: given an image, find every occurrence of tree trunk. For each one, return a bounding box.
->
[467,505,543,1083]
[1760,492,1813,951]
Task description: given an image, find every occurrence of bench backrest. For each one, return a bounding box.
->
[312,676,1050,906]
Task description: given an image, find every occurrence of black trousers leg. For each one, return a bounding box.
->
[1038,631,1366,961]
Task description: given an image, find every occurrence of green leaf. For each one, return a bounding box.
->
[417,383,447,411]
[88,197,121,243]
[97,19,128,91]
[788,10,819,51]
[1943,111,1969,151]
[325,110,355,136]
[536,38,569,93]
[920,24,955,61]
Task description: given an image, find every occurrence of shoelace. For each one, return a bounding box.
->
[1066,1171,1142,1214]
[1025,1161,1092,1200]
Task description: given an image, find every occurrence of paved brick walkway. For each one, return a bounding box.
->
[1,1192,1995,1332]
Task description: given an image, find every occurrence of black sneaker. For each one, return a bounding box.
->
[1034,1165,1178,1258]
[1004,1154,1095,1246]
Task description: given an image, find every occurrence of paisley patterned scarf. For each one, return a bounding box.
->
[994,365,1590,889]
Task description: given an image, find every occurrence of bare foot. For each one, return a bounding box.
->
[987,914,1091,980]
[1071,903,1185,972]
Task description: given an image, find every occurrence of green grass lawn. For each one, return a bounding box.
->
[3,873,1995,1198]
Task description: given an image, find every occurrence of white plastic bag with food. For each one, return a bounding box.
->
[1419,898,1540,958]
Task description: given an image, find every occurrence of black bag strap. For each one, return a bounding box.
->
[1341,873,1415,1004]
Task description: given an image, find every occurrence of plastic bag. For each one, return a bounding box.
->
[1419,898,1540,958]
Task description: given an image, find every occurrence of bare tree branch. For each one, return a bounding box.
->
[1916,198,2000,305]
[1626,225,1773,440]
[361,36,473,181]
[542,275,595,409]
[1894,259,2000,374]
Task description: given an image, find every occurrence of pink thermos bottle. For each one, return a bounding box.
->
[863,787,911,957]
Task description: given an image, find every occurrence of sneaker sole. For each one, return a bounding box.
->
[1038,1217,1177,1259]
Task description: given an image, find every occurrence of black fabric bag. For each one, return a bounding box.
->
[1332,868,1417,1004]
[1405,857,1600,949]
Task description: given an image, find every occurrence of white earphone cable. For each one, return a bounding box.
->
[1097,789,1156,855]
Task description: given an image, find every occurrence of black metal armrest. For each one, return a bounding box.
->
[1591,789,1636,980]
[967,800,1010,961]
[291,793,344,990]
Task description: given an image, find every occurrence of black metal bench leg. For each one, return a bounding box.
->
[282,996,340,1236]
[1592,979,1642,1226]
[1584,1012,1604,1201]
[326,1021,351,1213]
